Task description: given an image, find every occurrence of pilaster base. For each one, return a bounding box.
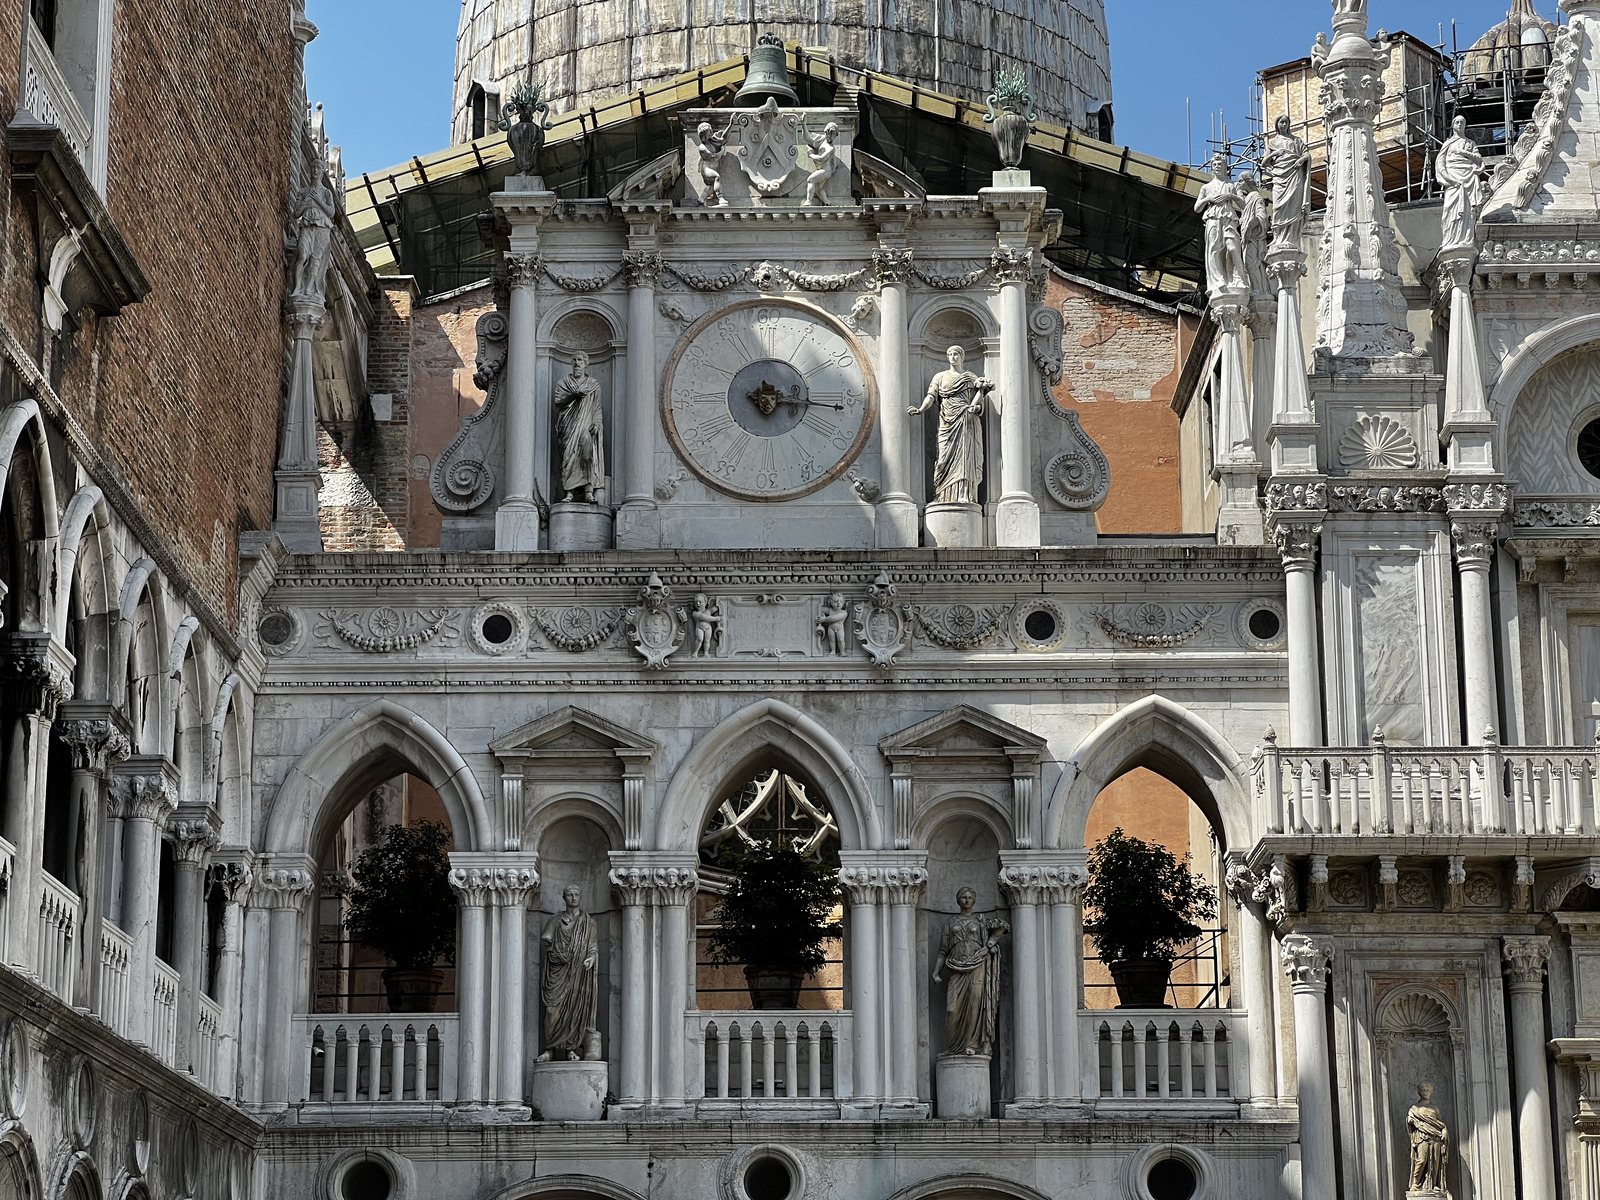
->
[529,1060,608,1121]
[1442,422,1498,474]
[1269,422,1321,474]
[995,495,1041,547]
[494,504,542,552]
[925,502,983,549]
[935,1052,991,1119]
[615,500,661,549]
[1216,467,1265,545]
[548,502,613,551]
[874,495,920,548]
[273,471,322,553]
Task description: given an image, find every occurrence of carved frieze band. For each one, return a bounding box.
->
[609,865,698,907]
[838,864,928,906]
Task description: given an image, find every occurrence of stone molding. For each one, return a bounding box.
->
[1502,935,1551,988]
[1280,933,1333,990]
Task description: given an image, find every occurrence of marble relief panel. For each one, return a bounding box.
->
[1352,554,1426,745]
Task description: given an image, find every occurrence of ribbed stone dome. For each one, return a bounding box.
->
[1460,0,1559,79]
[451,0,1113,145]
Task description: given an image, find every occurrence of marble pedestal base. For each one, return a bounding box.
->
[495,504,542,551]
[549,502,614,551]
[925,502,983,548]
[530,1059,609,1121]
[935,1052,991,1119]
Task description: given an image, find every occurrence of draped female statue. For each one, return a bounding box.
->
[1261,115,1311,254]
[537,886,600,1061]
[552,352,606,504]
[932,887,1009,1056]
[911,346,993,506]
[1437,116,1485,250]
[1406,1082,1449,1195]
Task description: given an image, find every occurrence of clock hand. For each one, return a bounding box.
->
[781,396,844,412]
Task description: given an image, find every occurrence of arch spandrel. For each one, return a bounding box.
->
[653,698,881,852]
[1045,695,1252,851]
[263,699,491,855]
[1490,314,1600,461]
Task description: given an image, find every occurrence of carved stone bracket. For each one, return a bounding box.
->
[1043,409,1110,512]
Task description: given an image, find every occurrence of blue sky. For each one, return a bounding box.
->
[307,0,1552,178]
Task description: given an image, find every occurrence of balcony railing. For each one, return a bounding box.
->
[294,1014,459,1105]
[152,960,179,1067]
[195,994,222,1090]
[36,870,79,1003]
[1259,735,1600,836]
[1083,1010,1248,1103]
[688,1011,852,1112]
[0,834,15,963]
[97,922,132,1038]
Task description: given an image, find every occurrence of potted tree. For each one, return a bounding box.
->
[1083,827,1218,1009]
[706,839,842,1009]
[343,821,457,1013]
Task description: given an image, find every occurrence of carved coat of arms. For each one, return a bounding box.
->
[732,99,802,194]
[853,572,909,669]
[625,572,687,669]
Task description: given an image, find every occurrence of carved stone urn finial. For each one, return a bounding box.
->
[984,67,1038,169]
[498,68,553,177]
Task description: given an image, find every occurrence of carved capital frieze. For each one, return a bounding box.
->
[1281,932,1334,990]
[989,246,1033,285]
[209,860,254,904]
[252,862,316,911]
[622,250,663,288]
[1451,520,1499,568]
[115,773,178,824]
[1270,518,1322,569]
[999,862,1086,906]
[1443,482,1510,515]
[0,645,73,719]
[166,812,222,866]
[506,253,542,290]
[56,718,131,773]
[1502,934,1551,988]
[608,864,698,907]
[872,247,914,286]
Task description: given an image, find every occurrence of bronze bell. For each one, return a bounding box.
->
[733,32,800,107]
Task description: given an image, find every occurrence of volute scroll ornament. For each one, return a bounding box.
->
[624,573,687,669]
[1043,414,1110,511]
[431,310,508,514]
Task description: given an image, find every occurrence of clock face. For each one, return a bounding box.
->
[662,299,876,501]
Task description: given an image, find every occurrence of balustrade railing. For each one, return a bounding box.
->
[294,1014,459,1105]
[152,961,179,1067]
[688,1011,851,1106]
[1083,1010,1247,1102]
[1259,734,1600,836]
[0,834,15,963]
[97,922,132,1038]
[195,995,222,1090]
[36,870,79,1003]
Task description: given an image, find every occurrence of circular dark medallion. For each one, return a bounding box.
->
[1024,608,1059,642]
[258,612,294,647]
[481,613,514,645]
[728,359,809,437]
[1247,608,1283,642]
[743,1157,794,1200]
[341,1159,394,1200]
[1147,1157,1198,1200]
[1579,418,1600,480]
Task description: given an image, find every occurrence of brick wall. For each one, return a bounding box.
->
[1045,270,1193,535]
[1,0,298,621]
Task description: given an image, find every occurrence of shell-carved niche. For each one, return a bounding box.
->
[431,310,508,514]
[1375,988,1461,1200]
[1340,414,1419,471]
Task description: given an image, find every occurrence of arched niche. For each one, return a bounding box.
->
[1503,341,1600,495]
[0,399,61,634]
[1374,987,1463,1200]
[483,1176,645,1200]
[922,810,1009,1108]
[545,309,620,507]
[534,815,617,1076]
[883,1177,1054,1200]
[909,305,997,510]
[0,1123,42,1200]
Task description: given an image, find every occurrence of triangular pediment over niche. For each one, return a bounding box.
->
[879,704,1047,763]
[490,706,658,760]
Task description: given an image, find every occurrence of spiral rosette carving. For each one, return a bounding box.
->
[431,310,509,514]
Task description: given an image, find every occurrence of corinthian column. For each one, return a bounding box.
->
[1226,860,1277,1103]
[992,246,1041,547]
[1266,251,1319,474]
[617,248,662,548]
[447,859,494,1105]
[253,859,314,1109]
[166,811,220,1073]
[1503,937,1557,1200]
[210,858,252,1099]
[1451,516,1500,745]
[1000,864,1045,1105]
[653,866,697,1109]
[884,864,928,1107]
[56,710,129,1014]
[608,863,652,1107]
[496,252,543,551]
[1,646,72,970]
[872,246,919,547]
[1438,248,1496,472]
[1272,517,1325,747]
[113,766,178,1047]
[1283,934,1337,1200]
[839,866,884,1108]
[487,861,539,1107]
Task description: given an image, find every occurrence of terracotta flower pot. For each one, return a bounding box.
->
[382,968,445,1013]
[743,964,805,1009]
[1108,958,1173,1008]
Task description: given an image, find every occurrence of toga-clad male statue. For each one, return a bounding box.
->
[537,885,600,1061]
[552,352,606,504]
[910,345,994,506]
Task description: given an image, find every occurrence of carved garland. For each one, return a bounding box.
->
[1090,604,1218,648]
[911,262,992,290]
[531,607,622,652]
[322,608,452,653]
[908,604,1010,650]
[541,262,624,293]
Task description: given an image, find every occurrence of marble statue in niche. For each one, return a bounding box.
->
[552,351,606,504]
[933,887,1009,1055]
[537,886,601,1061]
[690,593,726,657]
[817,594,848,656]
[1406,1082,1449,1196]
[1436,115,1485,250]
[290,180,337,302]
[1261,115,1311,254]
[1195,153,1248,293]
[911,346,993,505]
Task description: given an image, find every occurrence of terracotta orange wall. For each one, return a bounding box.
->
[1046,272,1189,534]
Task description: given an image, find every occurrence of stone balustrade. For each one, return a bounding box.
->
[1084,1010,1248,1103]
[152,960,180,1066]
[35,868,80,1004]
[1260,734,1600,836]
[294,1014,459,1106]
[688,1010,851,1114]
[0,833,13,963]
[196,994,223,1090]
[97,922,132,1038]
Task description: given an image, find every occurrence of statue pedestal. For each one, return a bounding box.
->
[935,1052,991,1119]
[924,502,983,549]
[530,1059,609,1121]
[549,502,613,551]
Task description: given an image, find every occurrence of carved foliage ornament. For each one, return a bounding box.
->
[319,608,456,653]
[1280,933,1334,989]
[1090,603,1218,648]
[908,603,1009,651]
[532,606,621,653]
